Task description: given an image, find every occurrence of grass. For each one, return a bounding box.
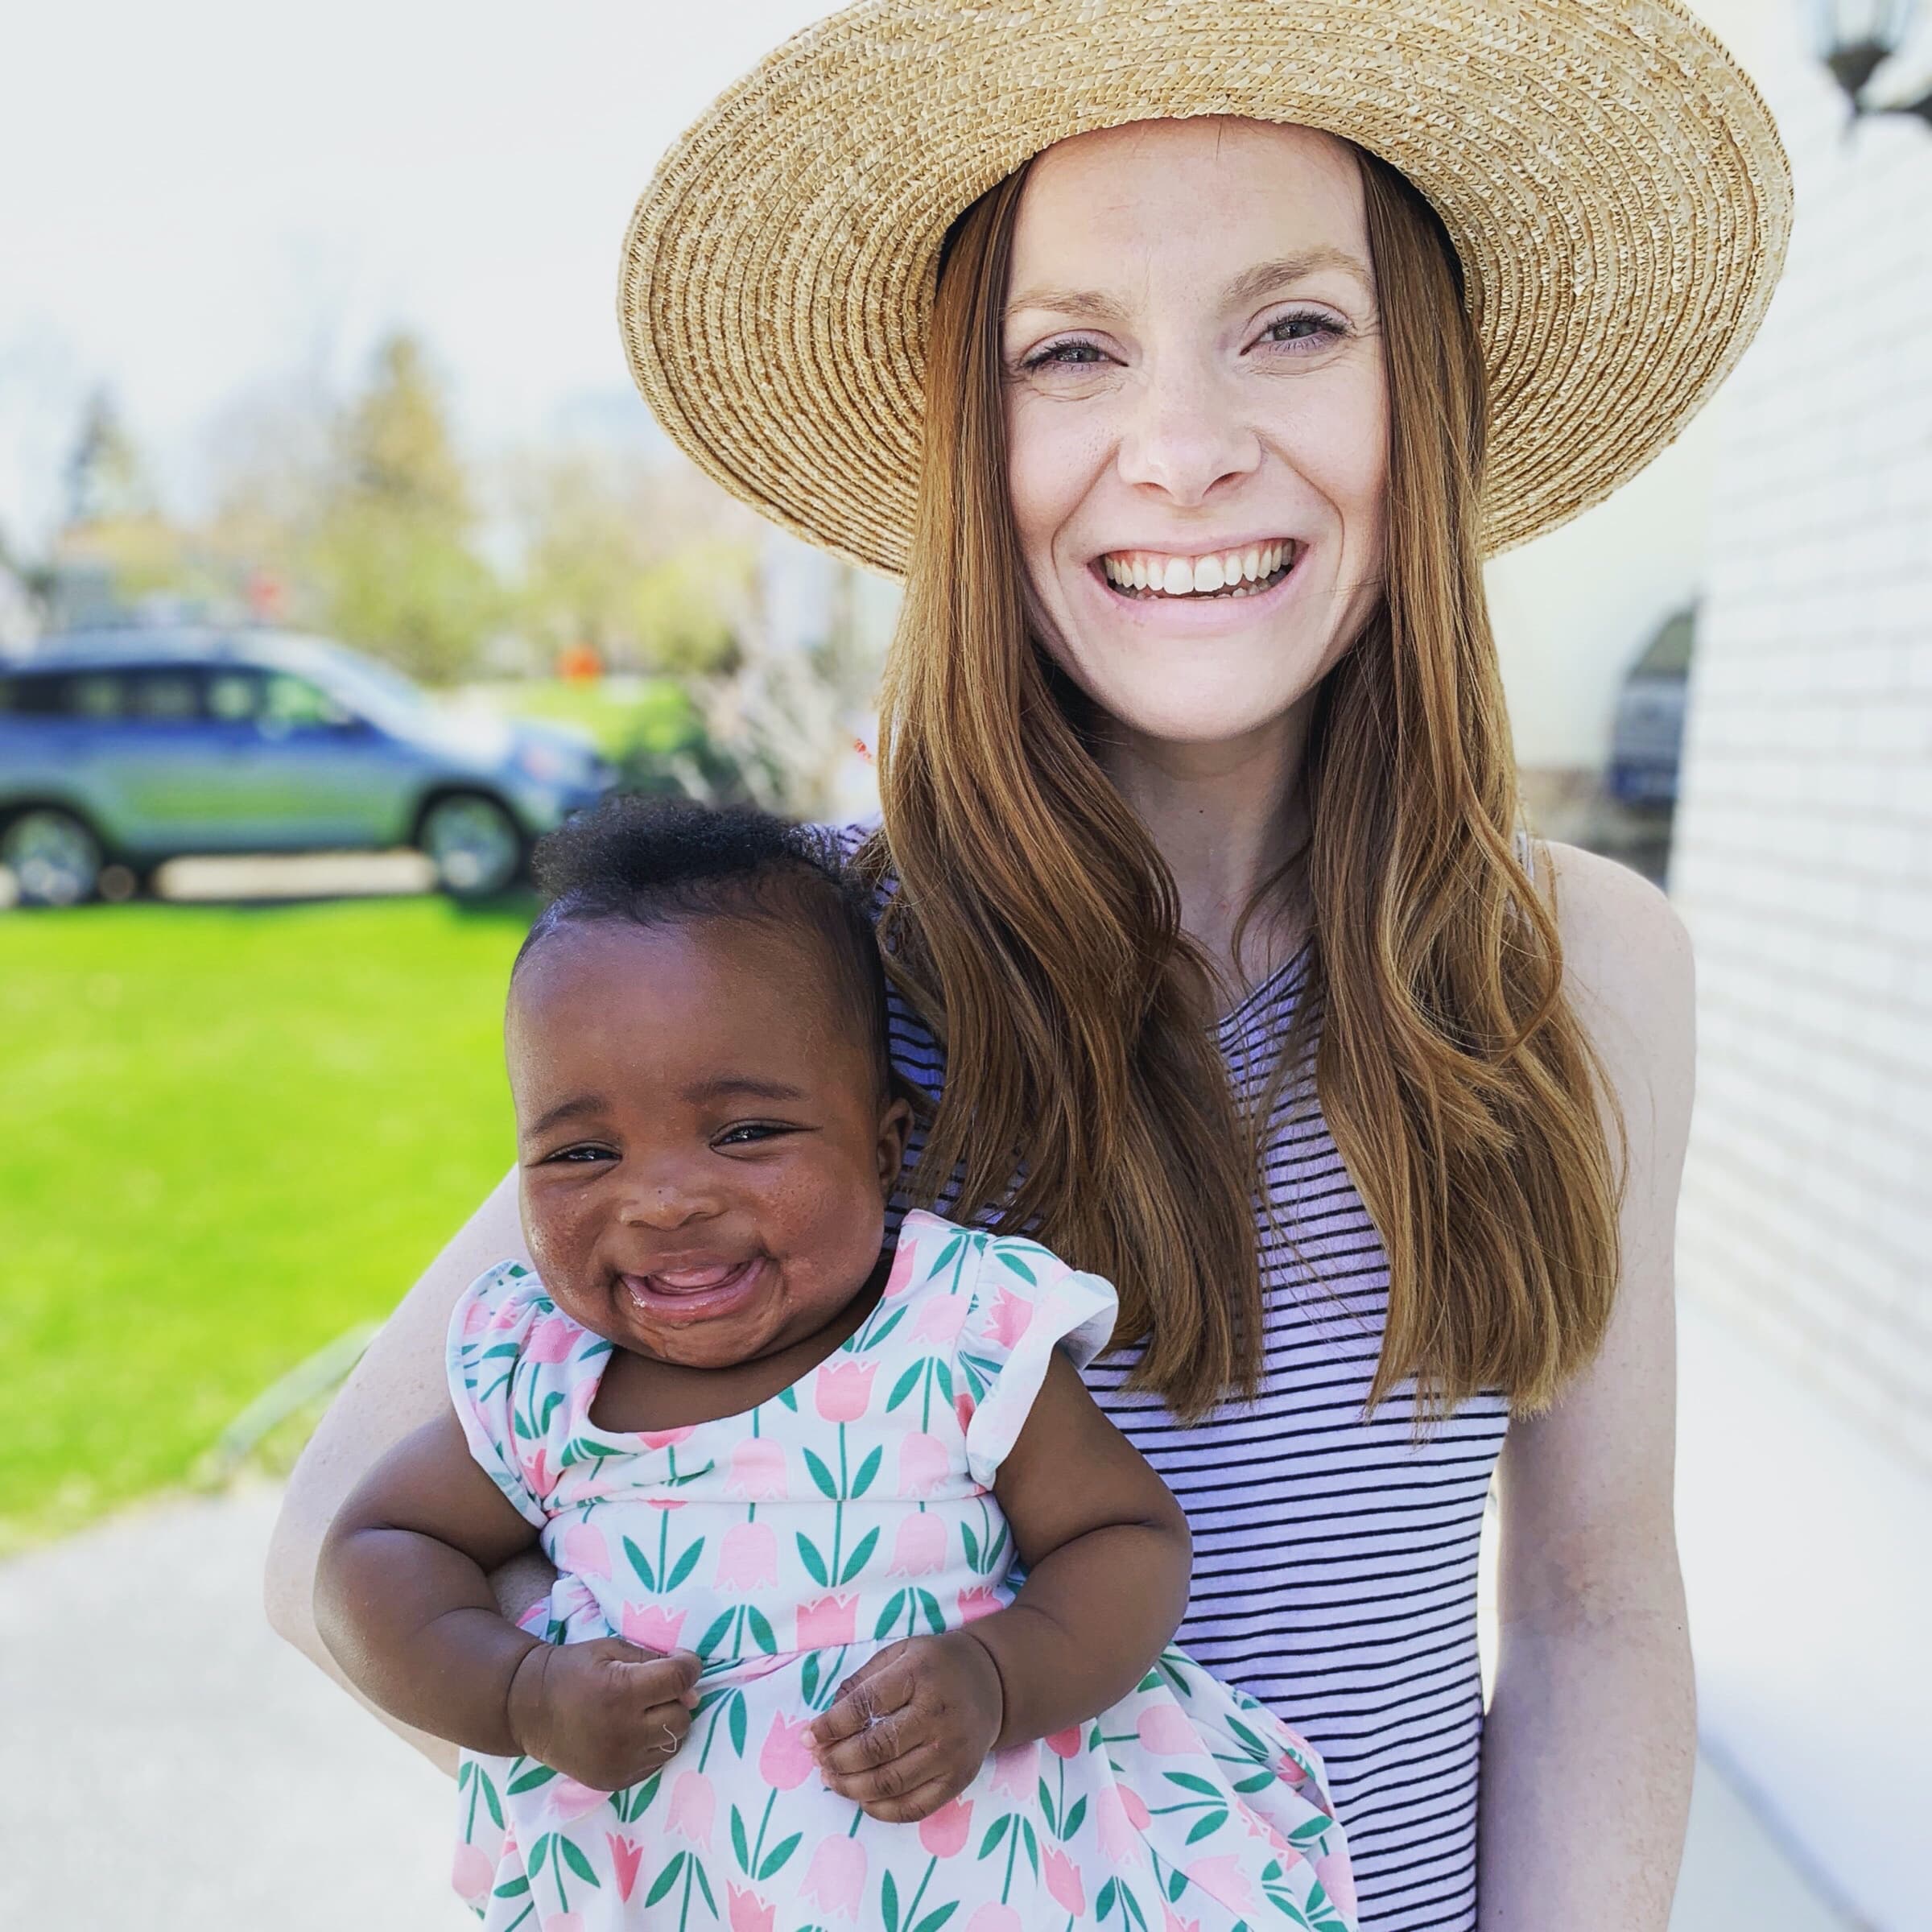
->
[0,894,532,1552]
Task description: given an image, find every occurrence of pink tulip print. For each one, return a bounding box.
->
[882,1235,921,1298]
[1044,1725,1083,1758]
[726,1882,776,1932]
[714,1517,779,1587]
[1315,1848,1359,1918]
[799,1834,869,1919]
[619,1603,687,1653]
[955,1390,976,1433]
[918,1796,974,1859]
[637,1424,699,1450]
[667,1771,715,1847]
[451,1839,495,1903]
[886,1510,948,1576]
[1185,1856,1257,1912]
[956,1583,1002,1624]
[1137,1703,1208,1754]
[987,1741,1038,1798]
[984,1286,1034,1348]
[1042,1845,1086,1915]
[526,1314,576,1363]
[559,1521,611,1579]
[795,1591,859,1646]
[539,1774,611,1827]
[725,1436,786,1500]
[606,1833,644,1901]
[814,1359,876,1422]
[758,1712,818,1791]
[964,1908,1025,1932]
[913,1290,971,1343]
[898,1430,950,1495]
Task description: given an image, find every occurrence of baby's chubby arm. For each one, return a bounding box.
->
[809,1350,1191,1819]
[316,1409,700,1791]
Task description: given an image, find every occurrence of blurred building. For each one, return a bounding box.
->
[1662,7,1931,1929]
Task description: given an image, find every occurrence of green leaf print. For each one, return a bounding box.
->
[1164,1773,1221,1798]
[1233,1769,1277,1794]
[881,1870,902,1932]
[1020,1818,1040,1876]
[851,1446,884,1497]
[996,1250,1036,1284]
[665,1538,706,1590]
[1167,1868,1189,1903]
[1063,1796,1087,1840]
[696,1609,735,1657]
[623,1536,656,1591]
[960,1523,980,1569]
[868,1304,906,1348]
[797,1534,830,1587]
[935,1357,955,1403]
[1225,1714,1270,1760]
[478,1767,504,1829]
[558,1838,601,1885]
[729,1690,749,1757]
[803,1448,840,1498]
[506,1761,559,1795]
[527,1834,551,1876]
[1038,1777,1058,1834]
[693,1860,719,1915]
[977,1816,1010,1857]
[493,1876,530,1899]
[919,1590,947,1634]
[839,1526,880,1584]
[1289,1814,1331,1845]
[746,1606,778,1655]
[910,1906,960,1932]
[644,1852,684,1907]
[803,1653,822,1703]
[887,1362,923,1410]
[776,1384,799,1410]
[875,1590,909,1640]
[1096,1879,1118,1920]
[1122,1882,1150,1930]
[731,1805,752,1873]
[1184,1810,1227,1845]
[758,1831,803,1880]
[935,1233,964,1272]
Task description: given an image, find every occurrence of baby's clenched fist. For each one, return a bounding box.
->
[506,1638,700,1794]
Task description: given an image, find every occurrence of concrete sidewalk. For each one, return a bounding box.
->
[0,1483,1859,1929]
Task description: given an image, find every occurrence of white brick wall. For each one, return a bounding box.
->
[1670,21,1932,1480]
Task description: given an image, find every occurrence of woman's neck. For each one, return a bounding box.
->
[1093,707,1313,999]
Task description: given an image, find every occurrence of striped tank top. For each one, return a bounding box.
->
[852,832,1512,1932]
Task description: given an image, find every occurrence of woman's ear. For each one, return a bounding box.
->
[876,1092,915,1196]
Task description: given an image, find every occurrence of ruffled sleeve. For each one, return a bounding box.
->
[444,1261,564,1527]
[955,1235,1120,1488]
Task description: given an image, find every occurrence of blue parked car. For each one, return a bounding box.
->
[0,626,612,906]
[1606,605,1695,810]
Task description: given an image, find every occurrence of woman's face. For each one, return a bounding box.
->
[1003,118,1388,749]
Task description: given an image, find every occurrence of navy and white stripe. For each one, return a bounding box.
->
[850,827,1509,1932]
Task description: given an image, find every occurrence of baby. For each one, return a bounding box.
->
[317,795,1355,1931]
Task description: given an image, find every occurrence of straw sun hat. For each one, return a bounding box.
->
[620,0,1791,572]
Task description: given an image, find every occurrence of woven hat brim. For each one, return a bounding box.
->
[621,0,1792,572]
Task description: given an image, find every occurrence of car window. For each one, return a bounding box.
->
[71,673,128,718]
[0,674,68,716]
[128,670,201,722]
[206,669,266,723]
[261,673,356,732]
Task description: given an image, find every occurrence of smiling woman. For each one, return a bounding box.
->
[266,6,1790,1929]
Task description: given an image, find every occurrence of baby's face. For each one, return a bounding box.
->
[506,915,910,1372]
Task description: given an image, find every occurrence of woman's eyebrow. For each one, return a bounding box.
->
[1005,247,1373,328]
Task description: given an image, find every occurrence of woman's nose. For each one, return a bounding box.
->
[1114,360,1261,506]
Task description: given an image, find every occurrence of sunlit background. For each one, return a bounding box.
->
[1,3,1926,1928]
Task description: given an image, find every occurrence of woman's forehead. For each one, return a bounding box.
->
[1010,118,1371,296]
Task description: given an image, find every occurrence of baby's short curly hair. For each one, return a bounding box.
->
[516,794,893,1095]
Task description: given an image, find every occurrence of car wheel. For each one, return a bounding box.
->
[2,807,104,908]
[419,794,525,899]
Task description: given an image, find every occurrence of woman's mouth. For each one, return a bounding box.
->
[620,1256,768,1323]
[1096,539,1300,602]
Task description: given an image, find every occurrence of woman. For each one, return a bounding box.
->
[266,4,1790,1927]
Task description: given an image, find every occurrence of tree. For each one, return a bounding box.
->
[306,333,499,684]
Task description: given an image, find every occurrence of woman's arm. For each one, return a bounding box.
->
[1477,842,1699,1930]
[316,1410,700,1789]
[263,1167,559,1773]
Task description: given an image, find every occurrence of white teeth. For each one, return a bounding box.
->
[1100,543,1296,597]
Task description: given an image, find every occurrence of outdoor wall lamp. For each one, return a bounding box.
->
[1807,0,1932,126]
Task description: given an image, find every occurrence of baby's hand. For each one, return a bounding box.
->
[506,1637,701,1794]
[807,1632,1004,1823]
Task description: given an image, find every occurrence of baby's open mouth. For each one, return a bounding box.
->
[1097,540,1300,601]
[622,1257,766,1318]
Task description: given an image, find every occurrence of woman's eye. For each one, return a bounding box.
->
[1257,311,1347,353]
[1018,337,1108,372]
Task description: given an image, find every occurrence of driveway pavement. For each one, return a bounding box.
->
[0,1484,1858,1930]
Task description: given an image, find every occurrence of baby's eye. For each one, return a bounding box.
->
[715,1122,794,1148]
[548,1143,614,1165]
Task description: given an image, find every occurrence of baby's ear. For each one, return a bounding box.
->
[876,1092,916,1194]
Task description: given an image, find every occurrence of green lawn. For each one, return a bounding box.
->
[0,894,531,1551]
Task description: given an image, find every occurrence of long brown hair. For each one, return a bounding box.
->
[857,138,1624,1423]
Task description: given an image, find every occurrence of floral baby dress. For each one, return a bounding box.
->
[445,1208,1357,1932]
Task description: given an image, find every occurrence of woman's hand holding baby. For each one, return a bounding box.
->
[506,1637,702,1794]
[806,1631,1005,1822]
